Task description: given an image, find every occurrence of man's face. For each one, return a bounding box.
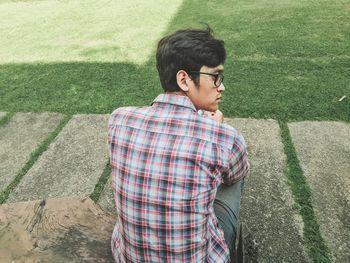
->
[187,65,225,112]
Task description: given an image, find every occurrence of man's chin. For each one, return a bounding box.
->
[208,106,219,112]
[200,105,218,112]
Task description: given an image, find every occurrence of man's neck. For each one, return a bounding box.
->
[166,91,187,96]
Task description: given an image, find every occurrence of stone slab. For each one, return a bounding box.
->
[98,176,116,215]
[288,121,350,262]
[225,118,310,262]
[8,114,109,202]
[0,197,114,262]
[0,112,63,192]
[0,112,6,119]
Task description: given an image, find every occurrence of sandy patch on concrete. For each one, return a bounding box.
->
[0,197,114,262]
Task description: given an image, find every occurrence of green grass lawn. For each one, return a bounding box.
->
[0,0,349,122]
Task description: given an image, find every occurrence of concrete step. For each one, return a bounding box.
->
[225,118,311,262]
[3,112,348,262]
[7,114,109,203]
[0,112,64,193]
[0,112,6,119]
[288,121,350,262]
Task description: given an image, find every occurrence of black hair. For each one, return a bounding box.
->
[156,27,226,92]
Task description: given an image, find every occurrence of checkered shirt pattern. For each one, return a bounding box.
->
[108,94,249,262]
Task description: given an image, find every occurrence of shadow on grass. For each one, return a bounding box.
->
[0,59,348,122]
[0,61,161,114]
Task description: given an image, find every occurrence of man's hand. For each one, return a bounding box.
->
[202,109,224,123]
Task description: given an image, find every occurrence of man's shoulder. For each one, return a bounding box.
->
[110,106,139,116]
[109,106,149,125]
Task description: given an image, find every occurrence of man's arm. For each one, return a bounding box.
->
[201,109,249,185]
[222,134,249,185]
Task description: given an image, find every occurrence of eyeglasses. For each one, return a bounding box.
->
[189,71,224,87]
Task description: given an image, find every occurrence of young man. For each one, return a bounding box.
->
[108,28,249,262]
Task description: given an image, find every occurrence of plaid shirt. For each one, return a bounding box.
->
[108,94,249,262]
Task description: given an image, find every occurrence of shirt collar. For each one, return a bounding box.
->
[151,93,197,112]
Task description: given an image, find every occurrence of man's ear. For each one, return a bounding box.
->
[176,70,190,92]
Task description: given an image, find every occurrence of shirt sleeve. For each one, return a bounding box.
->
[222,133,249,185]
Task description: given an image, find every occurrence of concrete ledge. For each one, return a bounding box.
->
[8,114,109,202]
[226,118,310,262]
[0,112,6,119]
[0,112,63,192]
[288,121,350,262]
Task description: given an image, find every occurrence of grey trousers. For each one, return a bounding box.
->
[213,179,244,259]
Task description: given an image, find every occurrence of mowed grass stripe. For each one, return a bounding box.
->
[279,120,331,262]
[90,160,111,203]
[0,114,72,204]
[0,112,14,127]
